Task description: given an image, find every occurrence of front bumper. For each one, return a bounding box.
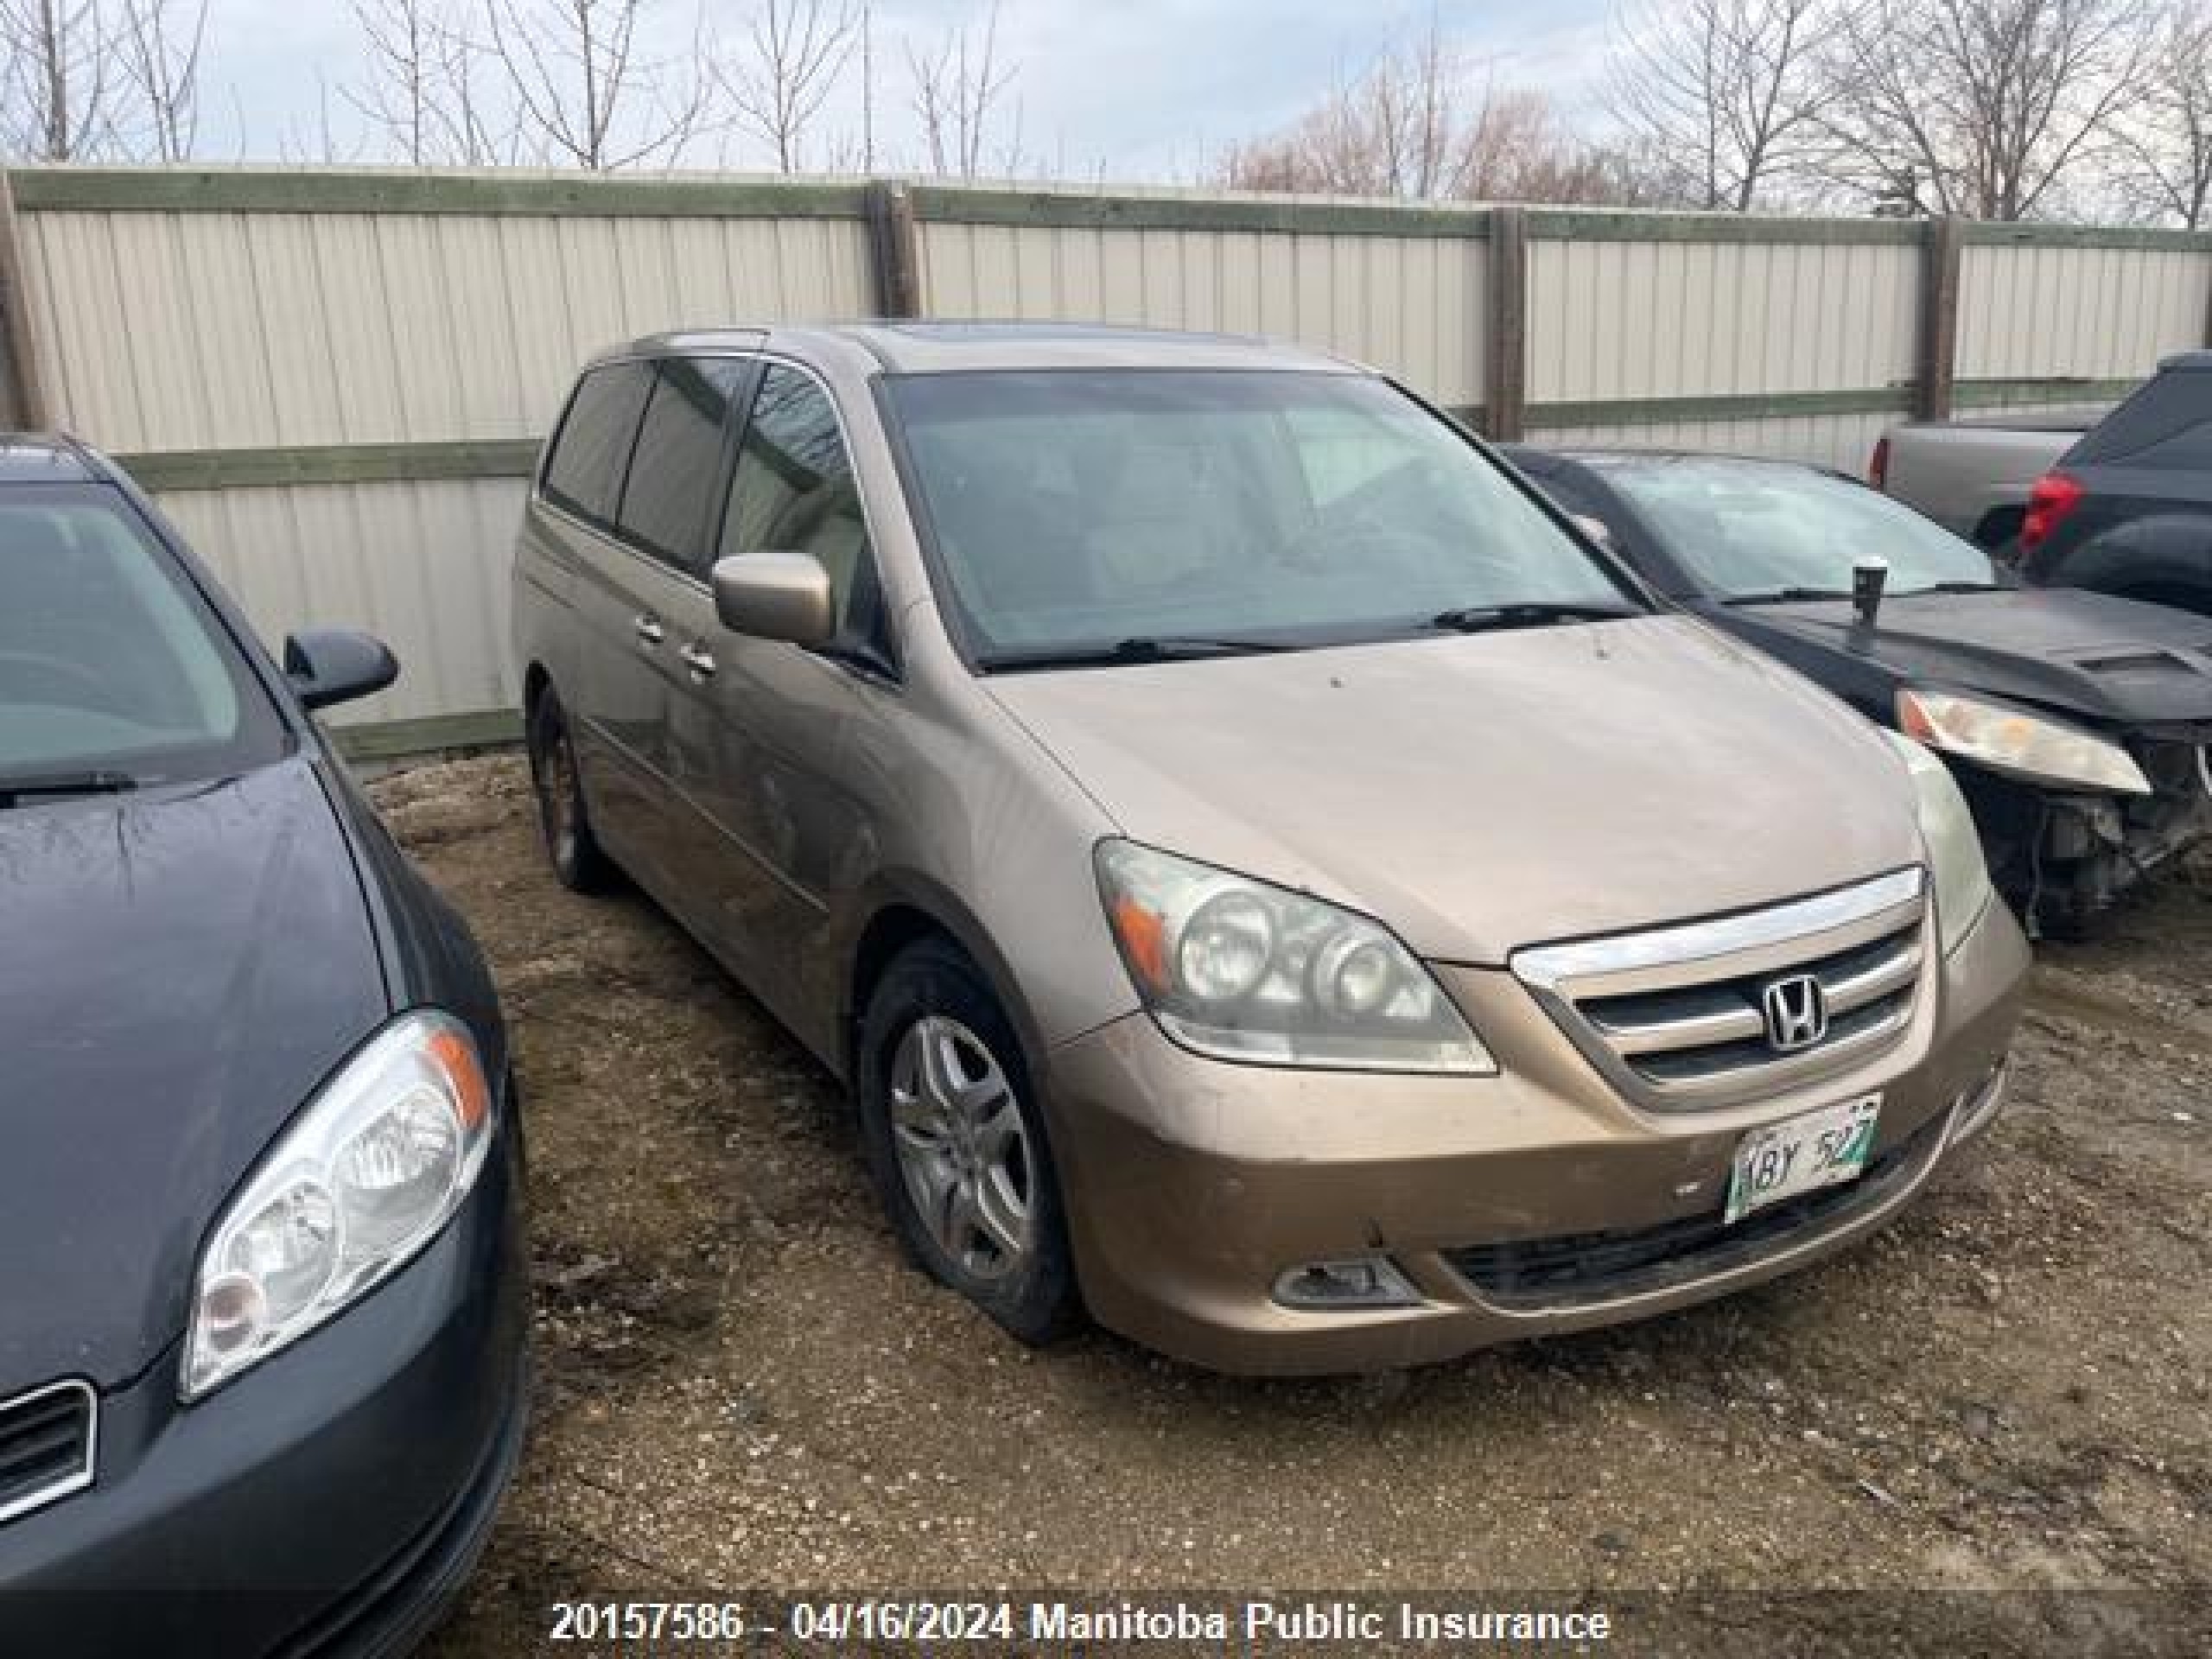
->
[0,1125,528,1658]
[1043,897,2028,1376]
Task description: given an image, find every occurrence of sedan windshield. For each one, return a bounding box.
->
[0,486,288,794]
[885,370,1641,662]
[1599,458,2000,601]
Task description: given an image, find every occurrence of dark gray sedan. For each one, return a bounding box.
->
[0,435,524,1656]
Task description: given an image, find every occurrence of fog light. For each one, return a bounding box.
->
[1272,1256,1421,1310]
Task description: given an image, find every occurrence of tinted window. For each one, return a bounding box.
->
[615,357,747,573]
[884,370,1637,658]
[0,488,288,785]
[719,365,876,633]
[543,362,652,525]
[1599,459,1997,597]
[2070,372,2212,470]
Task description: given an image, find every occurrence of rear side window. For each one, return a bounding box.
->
[616,357,747,574]
[719,364,877,634]
[543,362,652,526]
[2069,372,2212,470]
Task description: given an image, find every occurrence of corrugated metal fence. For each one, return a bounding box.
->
[0,168,2204,755]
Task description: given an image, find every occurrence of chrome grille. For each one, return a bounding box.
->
[0,1379,96,1526]
[1513,868,1928,1107]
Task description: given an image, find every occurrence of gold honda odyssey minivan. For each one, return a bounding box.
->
[512,322,2029,1374]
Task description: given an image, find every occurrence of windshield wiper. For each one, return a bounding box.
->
[975,636,1300,672]
[1900,579,2009,594]
[1429,601,1643,633]
[0,768,142,807]
[1723,586,1853,607]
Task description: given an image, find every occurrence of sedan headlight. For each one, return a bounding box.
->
[1885,731,1996,954]
[182,1011,495,1400]
[1095,839,1493,1072]
[1897,687,2150,796]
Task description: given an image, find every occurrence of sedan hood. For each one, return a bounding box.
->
[0,756,387,1396]
[987,615,1923,963]
[1739,588,2212,729]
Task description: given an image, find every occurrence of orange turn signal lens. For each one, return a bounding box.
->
[1108,894,1172,994]
[427,1024,492,1129]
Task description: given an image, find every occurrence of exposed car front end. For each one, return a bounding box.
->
[1896,683,2212,935]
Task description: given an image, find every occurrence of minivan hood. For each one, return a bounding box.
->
[0,756,386,1396]
[986,615,1923,963]
[1734,588,2212,729]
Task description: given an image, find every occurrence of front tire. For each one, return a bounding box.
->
[856,938,1083,1345]
[526,687,613,893]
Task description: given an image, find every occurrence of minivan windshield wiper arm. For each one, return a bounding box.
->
[1900,579,2009,594]
[975,636,1300,671]
[0,768,141,807]
[1429,601,1643,633]
[1722,586,1853,607]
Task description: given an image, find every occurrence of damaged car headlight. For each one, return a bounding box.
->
[1897,687,2151,796]
[1886,731,1996,955]
[182,1011,495,1400]
[1095,839,1494,1072]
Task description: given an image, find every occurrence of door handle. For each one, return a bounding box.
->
[680,642,718,679]
[632,613,666,645]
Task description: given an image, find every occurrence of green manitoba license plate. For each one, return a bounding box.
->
[1726,1093,1881,1224]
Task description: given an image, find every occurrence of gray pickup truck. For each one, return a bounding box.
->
[1872,409,2111,550]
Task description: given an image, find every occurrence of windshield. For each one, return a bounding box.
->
[0,486,288,791]
[1600,459,1999,599]
[885,370,1640,661]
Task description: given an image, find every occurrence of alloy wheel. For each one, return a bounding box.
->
[887,1014,1034,1282]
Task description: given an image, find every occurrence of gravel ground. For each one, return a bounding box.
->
[377,754,2209,1657]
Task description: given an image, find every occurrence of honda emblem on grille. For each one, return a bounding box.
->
[1761,974,1827,1052]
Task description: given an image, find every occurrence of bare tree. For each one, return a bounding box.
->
[1607,0,1838,209]
[484,0,712,168]
[112,0,201,158]
[1223,19,1470,198]
[2113,4,2212,226]
[346,0,510,164]
[0,0,117,158]
[1221,23,1672,205]
[721,0,856,173]
[907,0,1018,178]
[1819,0,2152,219]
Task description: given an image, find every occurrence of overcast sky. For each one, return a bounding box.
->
[200,0,1615,175]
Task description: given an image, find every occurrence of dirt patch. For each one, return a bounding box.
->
[382,755,2208,1656]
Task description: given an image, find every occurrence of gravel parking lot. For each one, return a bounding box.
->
[381,754,2209,1656]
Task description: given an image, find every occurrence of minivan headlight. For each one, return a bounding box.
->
[1095,839,1494,1072]
[182,1011,495,1400]
[1897,687,2150,796]
[1886,732,1996,955]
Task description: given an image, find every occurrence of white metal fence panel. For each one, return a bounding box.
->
[1527,233,1920,404]
[1958,241,2208,385]
[916,219,1488,410]
[20,207,875,452]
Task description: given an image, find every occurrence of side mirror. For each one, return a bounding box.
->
[1568,512,1615,549]
[711,552,835,646]
[284,628,398,711]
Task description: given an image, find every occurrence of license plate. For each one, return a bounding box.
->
[1725,1094,1881,1224]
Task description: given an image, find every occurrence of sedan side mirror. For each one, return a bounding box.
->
[283,628,398,711]
[711,552,835,646]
